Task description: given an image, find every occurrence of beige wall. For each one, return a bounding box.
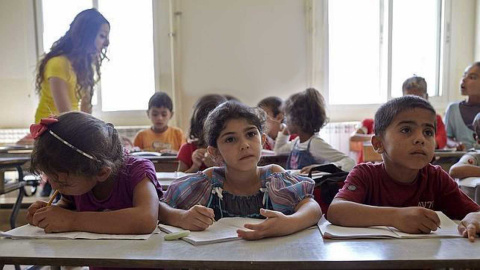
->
[0,0,38,128]
[0,0,478,129]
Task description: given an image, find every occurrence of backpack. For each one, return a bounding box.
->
[307,164,349,215]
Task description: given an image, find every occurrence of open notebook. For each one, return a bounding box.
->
[159,217,265,245]
[318,212,461,239]
[0,224,159,240]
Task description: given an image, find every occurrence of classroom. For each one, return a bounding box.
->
[2,0,480,269]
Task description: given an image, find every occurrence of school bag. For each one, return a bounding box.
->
[307,163,349,215]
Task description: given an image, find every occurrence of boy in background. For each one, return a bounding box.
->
[449,113,480,179]
[134,92,185,153]
[328,96,480,242]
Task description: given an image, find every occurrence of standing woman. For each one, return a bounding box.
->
[34,8,110,122]
[34,8,109,196]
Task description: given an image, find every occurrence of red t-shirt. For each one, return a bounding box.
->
[335,162,480,220]
[177,142,207,171]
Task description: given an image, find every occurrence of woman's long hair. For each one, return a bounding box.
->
[35,8,109,106]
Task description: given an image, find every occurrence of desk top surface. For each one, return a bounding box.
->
[0,156,30,166]
[1,227,480,269]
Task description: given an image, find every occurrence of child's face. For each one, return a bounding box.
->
[373,108,436,173]
[210,118,264,172]
[46,172,97,196]
[148,106,173,131]
[461,65,480,96]
[260,106,282,137]
[95,23,110,55]
[403,88,428,100]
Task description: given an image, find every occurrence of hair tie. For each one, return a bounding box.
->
[30,116,58,139]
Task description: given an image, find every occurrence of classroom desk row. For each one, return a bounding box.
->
[2,225,480,269]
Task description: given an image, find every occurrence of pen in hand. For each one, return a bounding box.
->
[46,190,60,206]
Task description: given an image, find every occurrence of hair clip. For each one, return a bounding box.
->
[30,116,59,139]
[48,130,99,162]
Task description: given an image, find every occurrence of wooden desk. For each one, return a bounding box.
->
[2,227,480,269]
[0,157,29,229]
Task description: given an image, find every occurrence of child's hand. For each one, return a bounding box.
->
[237,208,292,240]
[458,212,480,242]
[180,205,215,231]
[26,201,48,225]
[192,148,207,168]
[393,207,440,234]
[300,164,319,175]
[31,205,76,233]
[456,142,466,151]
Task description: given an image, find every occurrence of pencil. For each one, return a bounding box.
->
[46,190,59,206]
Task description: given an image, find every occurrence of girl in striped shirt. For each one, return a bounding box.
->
[158,101,321,240]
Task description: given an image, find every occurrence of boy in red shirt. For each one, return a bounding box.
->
[329,96,480,241]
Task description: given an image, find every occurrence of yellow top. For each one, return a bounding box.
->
[133,126,186,152]
[34,56,79,123]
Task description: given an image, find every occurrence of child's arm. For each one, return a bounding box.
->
[449,164,480,179]
[158,202,214,231]
[273,129,293,155]
[31,178,159,234]
[237,198,322,240]
[458,211,480,242]
[449,154,480,179]
[328,198,440,234]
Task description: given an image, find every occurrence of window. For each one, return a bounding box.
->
[37,0,155,111]
[326,0,445,105]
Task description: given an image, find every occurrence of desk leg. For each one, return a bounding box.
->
[10,165,25,229]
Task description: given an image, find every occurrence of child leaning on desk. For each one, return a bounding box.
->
[274,88,355,173]
[450,113,480,179]
[158,101,322,240]
[133,92,186,154]
[177,94,227,173]
[26,112,163,234]
[328,96,480,242]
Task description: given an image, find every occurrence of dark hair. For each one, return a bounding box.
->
[473,113,480,136]
[402,75,427,94]
[148,92,173,111]
[284,88,327,134]
[30,112,124,180]
[35,9,110,107]
[257,96,283,117]
[374,96,436,136]
[204,101,266,148]
[189,94,227,147]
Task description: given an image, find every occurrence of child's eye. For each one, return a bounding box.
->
[424,129,435,137]
[246,131,258,138]
[400,127,411,134]
[225,137,236,143]
[469,75,478,80]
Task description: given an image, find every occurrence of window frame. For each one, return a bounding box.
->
[313,0,452,122]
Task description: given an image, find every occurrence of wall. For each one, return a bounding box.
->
[0,0,38,128]
[175,0,308,130]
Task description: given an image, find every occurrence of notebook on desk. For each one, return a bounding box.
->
[318,212,461,239]
[159,217,264,245]
[0,224,159,240]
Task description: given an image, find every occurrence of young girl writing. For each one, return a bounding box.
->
[26,112,163,234]
[445,62,480,150]
[274,88,355,173]
[177,94,227,172]
[159,101,321,240]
